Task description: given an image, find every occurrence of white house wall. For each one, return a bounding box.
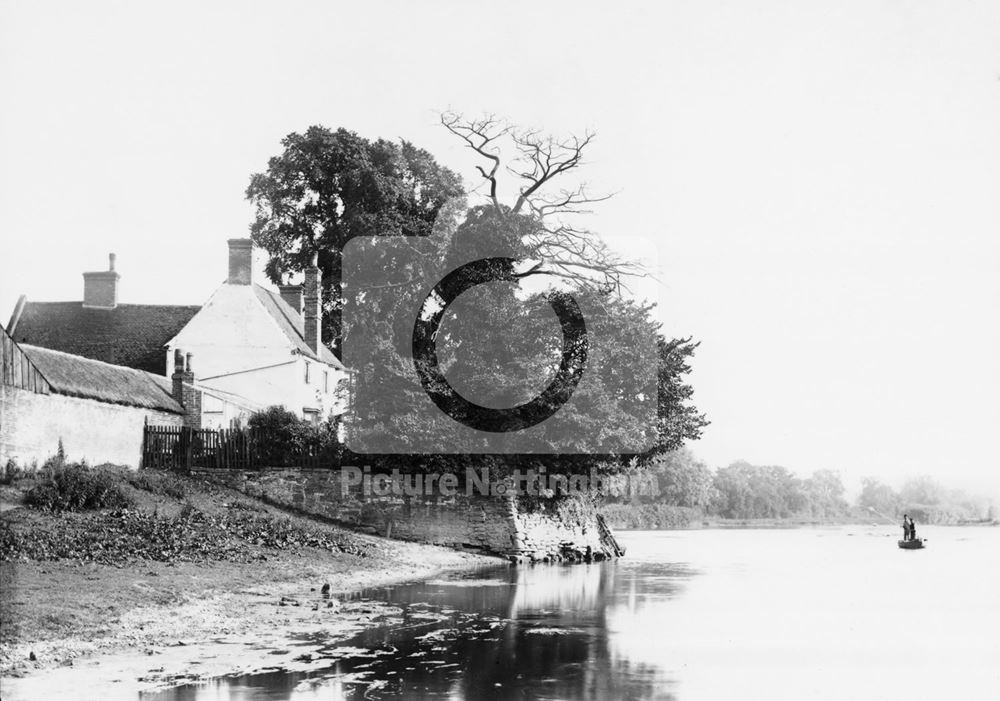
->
[165,285,298,379]
[198,359,346,419]
[165,284,347,421]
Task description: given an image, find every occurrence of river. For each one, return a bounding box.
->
[137,525,1000,700]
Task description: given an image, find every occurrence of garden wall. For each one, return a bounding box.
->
[0,385,182,469]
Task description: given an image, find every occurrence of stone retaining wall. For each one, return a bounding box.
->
[191,467,621,562]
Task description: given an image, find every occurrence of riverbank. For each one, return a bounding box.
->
[597,502,987,531]
[0,466,504,692]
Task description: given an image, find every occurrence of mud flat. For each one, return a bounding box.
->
[0,468,504,697]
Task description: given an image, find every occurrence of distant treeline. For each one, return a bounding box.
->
[600,449,996,529]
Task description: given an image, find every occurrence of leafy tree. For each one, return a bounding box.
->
[436,114,708,461]
[711,461,804,518]
[656,338,709,454]
[857,477,900,518]
[347,205,703,469]
[800,469,848,518]
[247,126,465,354]
[899,475,944,506]
[647,448,717,508]
[251,119,707,471]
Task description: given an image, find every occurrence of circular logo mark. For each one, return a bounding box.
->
[412,257,589,433]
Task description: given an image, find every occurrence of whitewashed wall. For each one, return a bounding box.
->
[166,285,347,420]
[0,385,182,469]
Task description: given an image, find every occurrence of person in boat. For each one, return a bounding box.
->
[909,518,917,541]
[902,514,911,541]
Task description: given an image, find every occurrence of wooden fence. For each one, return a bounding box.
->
[142,425,340,471]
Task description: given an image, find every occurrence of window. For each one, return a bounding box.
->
[323,371,329,393]
[304,361,311,384]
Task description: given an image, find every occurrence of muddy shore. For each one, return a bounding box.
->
[1,541,502,696]
[0,467,505,697]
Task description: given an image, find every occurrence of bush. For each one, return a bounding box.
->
[1,459,32,484]
[25,463,132,513]
[248,406,341,466]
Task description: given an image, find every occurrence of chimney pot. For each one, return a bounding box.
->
[109,253,116,271]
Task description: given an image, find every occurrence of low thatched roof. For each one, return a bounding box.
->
[19,344,183,414]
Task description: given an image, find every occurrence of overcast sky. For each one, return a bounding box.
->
[2,1,998,496]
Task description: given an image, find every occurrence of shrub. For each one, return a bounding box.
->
[248,406,304,465]
[25,463,132,513]
[248,406,341,466]
[1,459,31,484]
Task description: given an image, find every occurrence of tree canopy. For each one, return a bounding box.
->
[247,126,465,353]
[248,118,708,470]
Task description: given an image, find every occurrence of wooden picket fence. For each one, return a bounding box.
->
[142,424,339,471]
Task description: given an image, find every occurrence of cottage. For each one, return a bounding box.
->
[164,239,348,424]
[6,240,348,429]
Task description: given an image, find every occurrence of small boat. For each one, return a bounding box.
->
[898,539,926,550]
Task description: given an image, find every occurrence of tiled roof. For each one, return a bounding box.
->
[20,344,183,413]
[252,285,346,370]
[11,302,201,375]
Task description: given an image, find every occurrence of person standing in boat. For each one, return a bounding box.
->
[909,517,917,541]
[902,514,911,541]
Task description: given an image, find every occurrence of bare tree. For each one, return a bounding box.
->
[440,111,644,294]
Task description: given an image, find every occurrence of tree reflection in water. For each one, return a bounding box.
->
[156,560,693,700]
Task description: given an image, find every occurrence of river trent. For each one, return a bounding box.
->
[139,526,1000,700]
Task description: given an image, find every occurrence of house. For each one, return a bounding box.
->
[6,240,348,428]
[164,239,348,424]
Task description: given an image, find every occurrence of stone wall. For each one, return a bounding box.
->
[192,467,622,562]
[0,384,183,469]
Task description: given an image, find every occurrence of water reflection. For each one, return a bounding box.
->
[150,558,692,700]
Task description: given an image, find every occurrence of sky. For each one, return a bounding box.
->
[2,0,998,497]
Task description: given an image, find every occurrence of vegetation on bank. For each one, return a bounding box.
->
[599,449,997,529]
[1,460,370,566]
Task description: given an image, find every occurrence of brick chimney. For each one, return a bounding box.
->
[227,238,253,285]
[171,349,201,429]
[303,254,322,354]
[278,284,303,315]
[83,253,120,309]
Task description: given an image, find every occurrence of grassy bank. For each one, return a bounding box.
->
[0,465,503,683]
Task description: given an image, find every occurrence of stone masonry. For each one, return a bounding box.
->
[192,466,623,562]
